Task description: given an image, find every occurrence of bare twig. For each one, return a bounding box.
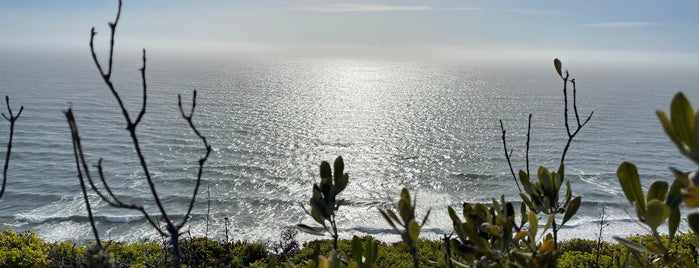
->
[65,109,102,247]
[525,113,531,177]
[500,120,522,192]
[560,72,594,166]
[1,96,23,199]
[68,1,211,266]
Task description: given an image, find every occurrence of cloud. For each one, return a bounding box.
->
[291,3,430,12]
[494,8,565,16]
[583,21,655,28]
[443,7,481,11]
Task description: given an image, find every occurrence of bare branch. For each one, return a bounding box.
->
[81,1,211,265]
[176,91,212,230]
[65,108,102,247]
[500,120,522,192]
[560,70,593,166]
[1,96,23,200]
[525,113,532,177]
[135,49,147,125]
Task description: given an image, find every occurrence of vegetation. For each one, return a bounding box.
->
[64,0,210,267]
[3,0,699,267]
[0,229,698,267]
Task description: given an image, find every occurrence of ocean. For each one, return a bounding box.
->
[0,49,697,244]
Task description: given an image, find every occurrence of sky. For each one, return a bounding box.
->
[1,0,698,63]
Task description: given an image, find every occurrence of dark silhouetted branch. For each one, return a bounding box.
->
[500,120,522,192]
[68,1,211,266]
[560,73,593,166]
[1,96,23,199]
[65,109,102,247]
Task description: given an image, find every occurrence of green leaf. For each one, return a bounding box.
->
[333,156,344,180]
[528,211,538,239]
[386,210,402,226]
[564,180,572,203]
[670,92,695,149]
[562,196,581,226]
[400,188,411,206]
[408,220,420,243]
[667,174,688,210]
[554,58,563,77]
[657,110,682,150]
[351,236,362,263]
[646,181,669,202]
[538,166,553,195]
[520,170,535,195]
[310,201,325,224]
[447,206,460,223]
[398,199,412,224]
[688,212,699,234]
[379,210,400,232]
[297,224,325,236]
[669,207,680,240]
[320,161,332,179]
[617,162,646,215]
[645,200,670,231]
[367,239,378,264]
[335,174,349,194]
[421,208,431,227]
[614,237,650,253]
[543,213,554,235]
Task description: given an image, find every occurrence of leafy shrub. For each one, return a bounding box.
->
[47,241,86,267]
[0,230,50,267]
[180,237,228,266]
[105,241,163,267]
[230,242,269,267]
[558,251,613,268]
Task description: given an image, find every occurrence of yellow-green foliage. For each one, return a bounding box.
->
[0,230,50,267]
[48,241,86,267]
[231,242,269,267]
[105,241,163,267]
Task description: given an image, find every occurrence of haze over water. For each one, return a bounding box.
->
[0,49,698,244]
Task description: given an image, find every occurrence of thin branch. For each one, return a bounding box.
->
[525,113,532,177]
[500,120,522,192]
[560,71,594,166]
[1,96,23,199]
[65,109,166,237]
[85,1,210,265]
[89,0,172,227]
[65,108,102,247]
[107,0,122,78]
[176,91,212,230]
[135,49,147,125]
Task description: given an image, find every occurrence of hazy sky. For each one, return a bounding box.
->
[2,0,698,62]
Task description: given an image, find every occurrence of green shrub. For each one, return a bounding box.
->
[231,242,269,267]
[105,241,164,267]
[48,241,85,267]
[558,251,613,268]
[0,230,50,267]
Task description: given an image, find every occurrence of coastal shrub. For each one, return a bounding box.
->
[614,92,699,266]
[499,58,590,252]
[104,241,163,267]
[230,242,269,267]
[180,237,228,266]
[557,251,613,268]
[379,188,430,268]
[47,241,86,267]
[297,156,349,250]
[0,230,50,267]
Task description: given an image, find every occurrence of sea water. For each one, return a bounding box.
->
[0,50,697,244]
